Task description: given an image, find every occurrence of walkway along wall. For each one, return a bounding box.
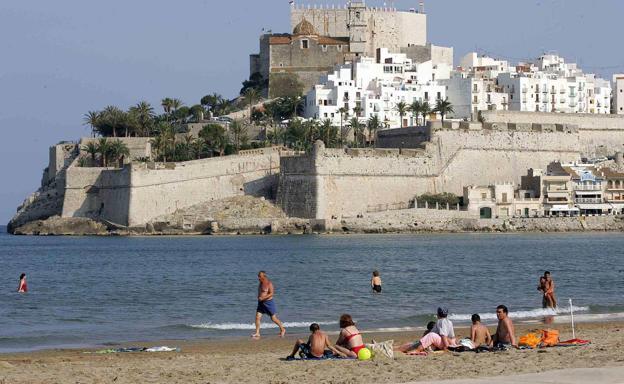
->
[61,148,283,227]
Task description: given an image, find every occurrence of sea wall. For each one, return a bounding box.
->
[60,148,283,227]
[126,149,281,226]
[279,123,587,219]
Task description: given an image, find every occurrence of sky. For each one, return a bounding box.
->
[1,0,623,224]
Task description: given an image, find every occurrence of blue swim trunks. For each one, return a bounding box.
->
[257,299,277,316]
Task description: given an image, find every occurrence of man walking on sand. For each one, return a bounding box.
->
[252,271,286,339]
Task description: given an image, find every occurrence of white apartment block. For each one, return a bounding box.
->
[615,74,624,114]
[304,48,451,127]
[445,53,612,120]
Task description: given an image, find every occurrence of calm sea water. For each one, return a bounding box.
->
[1,227,623,353]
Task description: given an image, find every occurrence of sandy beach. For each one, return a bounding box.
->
[1,321,623,384]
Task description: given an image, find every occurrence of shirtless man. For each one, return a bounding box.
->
[470,314,492,347]
[543,271,557,308]
[287,323,342,359]
[492,305,517,348]
[252,271,286,339]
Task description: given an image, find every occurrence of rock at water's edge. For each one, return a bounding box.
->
[13,216,109,236]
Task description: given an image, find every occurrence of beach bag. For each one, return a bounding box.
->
[365,340,394,359]
[540,329,560,347]
[519,333,541,348]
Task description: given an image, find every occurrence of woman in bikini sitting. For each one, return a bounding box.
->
[333,314,366,358]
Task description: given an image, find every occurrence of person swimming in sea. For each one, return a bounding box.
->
[371,270,382,293]
[17,273,27,293]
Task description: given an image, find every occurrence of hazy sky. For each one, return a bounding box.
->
[1,0,623,224]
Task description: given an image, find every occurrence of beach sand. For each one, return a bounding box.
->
[1,321,623,384]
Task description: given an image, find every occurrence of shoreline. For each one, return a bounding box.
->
[1,321,623,383]
[9,214,624,236]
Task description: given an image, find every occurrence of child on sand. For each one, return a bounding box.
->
[470,314,492,347]
[371,270,382,293]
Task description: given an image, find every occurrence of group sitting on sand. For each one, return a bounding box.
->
[397,305,517,355]
[287,314,365,360]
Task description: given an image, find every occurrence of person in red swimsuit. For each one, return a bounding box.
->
[17,273,28,293]
[334,314,365,358]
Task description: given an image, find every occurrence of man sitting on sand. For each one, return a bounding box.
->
[470,314,492,347]
[287,323,343,360]
[492,305,517,349]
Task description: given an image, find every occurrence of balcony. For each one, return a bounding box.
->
[569,92,578,98]
[569,102,578,108]
[575,184,602,191]
[575,197,603,204]
[522,88,528,93]
[559,89,566,94]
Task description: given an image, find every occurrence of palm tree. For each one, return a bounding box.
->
[395,101,408,128]
[409,100,423,126]
[349,117,362,147]
[229,120,248,153]
[108,140,130,167]
[96,138,112,167]
[171,98,184,113]
[434,98,454,123]
[353,105,363,118]
[338,107,348,144]
[161,98,174,115]
[216,98,231,117]
[367,115,381,147]
[318,118,338,147]
[243,88,260,124]
[129,101,155,136]
[102,105,124,137]
[82,142,99,166]
[420,101,432,126]
[83,111,100,137]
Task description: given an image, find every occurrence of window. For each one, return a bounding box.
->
[337,45,343,52]
[473,84,478,92]
[502,193,508,203]
[437,92,441,100]
[322,45,327,52]
[473,95,478,103]
[324,113,328,117]
[481,193,487,199]
[424,92,429,100]
[301,39,309,49]
[279,63,284,67]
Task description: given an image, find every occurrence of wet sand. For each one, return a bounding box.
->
[1,321,623,384]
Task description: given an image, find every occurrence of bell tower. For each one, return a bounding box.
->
[348,1,367,54]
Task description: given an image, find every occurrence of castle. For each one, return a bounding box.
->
[9,111,624,233]
[250,1,451,97]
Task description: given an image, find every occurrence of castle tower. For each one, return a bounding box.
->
[348,1,367,54]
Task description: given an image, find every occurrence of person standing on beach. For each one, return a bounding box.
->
[371,270,382,294]
[252,271,286,339]
[17,273,28,293]
[492,305,517,348]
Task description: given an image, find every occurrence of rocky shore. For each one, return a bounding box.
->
[11,209,624,236]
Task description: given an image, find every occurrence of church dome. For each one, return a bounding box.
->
[293,18,317,35]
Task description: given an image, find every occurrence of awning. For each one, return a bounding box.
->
[549,205,579,212]
[576,204,610,210]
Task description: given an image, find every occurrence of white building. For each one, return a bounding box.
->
[615,74,624,114]
[304,48,451,128]
[444,53,613,119]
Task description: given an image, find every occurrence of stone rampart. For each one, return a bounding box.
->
[79,137,151,160]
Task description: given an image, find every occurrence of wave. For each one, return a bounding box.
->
[448,304,590,322]
[188,320,336,330]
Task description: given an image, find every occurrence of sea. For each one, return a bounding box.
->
[1,226,623,353]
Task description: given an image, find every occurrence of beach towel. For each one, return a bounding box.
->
[556,338,591,347]
[519,333,541,348]
[540,329,560,347]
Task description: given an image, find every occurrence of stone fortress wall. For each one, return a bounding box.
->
[10,112,624,232]
[290,3,427,56]
[60,147,284,227]
[277,112,624,220]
